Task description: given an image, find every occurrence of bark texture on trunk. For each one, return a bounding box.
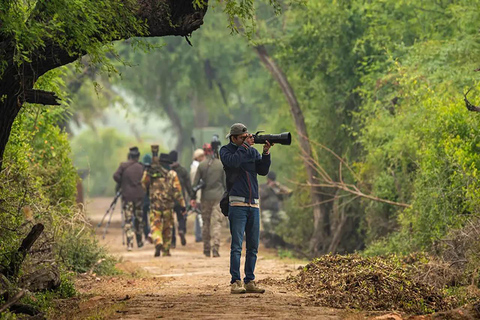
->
[191,92,210,128]
[254,44,327,256]
[164,103,185,156]
[0,0,208,169]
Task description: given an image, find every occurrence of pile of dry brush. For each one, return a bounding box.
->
[292,254,457,314]
[288,218,480,315]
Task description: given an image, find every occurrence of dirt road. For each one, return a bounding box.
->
[77,198,344,320]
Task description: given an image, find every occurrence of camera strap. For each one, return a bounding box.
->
[201,157,214,184]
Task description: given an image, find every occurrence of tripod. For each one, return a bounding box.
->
[97,190,123,241]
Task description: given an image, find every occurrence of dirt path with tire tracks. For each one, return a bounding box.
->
[67,197,348,320]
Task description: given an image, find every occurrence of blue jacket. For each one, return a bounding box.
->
[220,142,271,204]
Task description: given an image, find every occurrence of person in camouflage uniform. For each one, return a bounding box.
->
[259,171,292,248]
[113,147,145,251]
[142,146,186,257]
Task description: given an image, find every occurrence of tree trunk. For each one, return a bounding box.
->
[254,45,327,256]
[0,0,208,169]
[164,102,185,155]
[191,92,210,128]
[0,94,21,170]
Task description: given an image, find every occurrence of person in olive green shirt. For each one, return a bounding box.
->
[191,144,226,257]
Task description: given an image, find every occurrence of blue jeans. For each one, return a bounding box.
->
[229,205,260,284]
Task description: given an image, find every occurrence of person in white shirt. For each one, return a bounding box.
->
[190,149,205,242]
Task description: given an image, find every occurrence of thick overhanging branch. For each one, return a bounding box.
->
[0,0,209,169]
[137,0,207,37]
[23,90,61,106]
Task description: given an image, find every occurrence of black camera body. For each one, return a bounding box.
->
[211,134,221,158]
[253,131,291,145]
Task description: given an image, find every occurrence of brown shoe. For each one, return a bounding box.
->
[230,280,246,294]
[212,247,220,258]
[244,281,265,294]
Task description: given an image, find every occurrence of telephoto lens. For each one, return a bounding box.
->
[253,132,291,145]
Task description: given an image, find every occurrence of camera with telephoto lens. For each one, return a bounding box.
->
[253,131,291,145]
[211,134,221,158]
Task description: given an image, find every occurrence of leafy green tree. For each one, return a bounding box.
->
[0,0,279,168]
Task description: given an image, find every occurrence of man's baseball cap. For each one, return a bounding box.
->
[226,123,249,139]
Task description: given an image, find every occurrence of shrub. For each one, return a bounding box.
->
[57,228,119,276]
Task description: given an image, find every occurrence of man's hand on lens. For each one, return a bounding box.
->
[263,140,273,154]
[190,199,197,208]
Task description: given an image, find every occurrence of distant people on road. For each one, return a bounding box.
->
[220,123,272,294]
[192,143,226,257]
[169,150,194,248]
[113,146,145,251]
[259,171,292,248]
[190,148,205,243]
[142,147,186,257]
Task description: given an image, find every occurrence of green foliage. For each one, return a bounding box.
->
[58,229,119,275]
[20,274,76,314]
[0,312,17,320]
[0,0,146,77]
[0,68,119,314]
[260,0,480,256]
[0,71,77,270]
[358,3,480,252]
[71,128,128,197]
[277,248,295,259]
[70,127,156,197]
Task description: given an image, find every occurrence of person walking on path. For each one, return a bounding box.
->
[113,147,145,251]
[169,150,193,247]
[190,149,205,242]
[192,144,226,257]
[259,170,292,248]
[142,147,186,257]
[220,123,273,294]
[142,154,152,240]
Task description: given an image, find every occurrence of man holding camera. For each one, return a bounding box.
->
[192,143,226,257]
[220,123,272,294]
